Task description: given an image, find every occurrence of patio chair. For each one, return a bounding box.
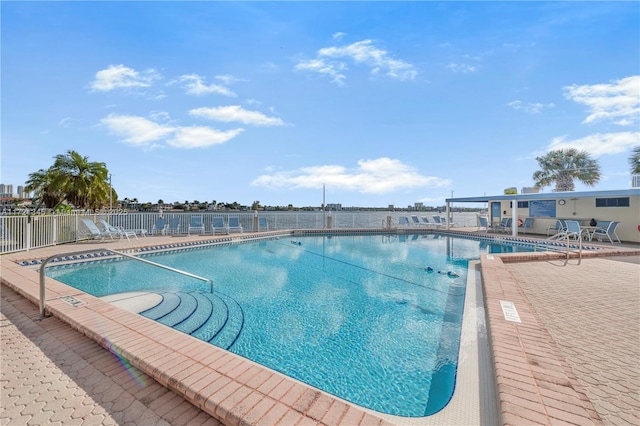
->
[591,221,621,244]
[562,220,588,241]
[152,218,168,235]
[98,219,138,241]
[258,217,269,231]
[495,218,512,233]
[228,216,243,233]
[546,219,566,236]
[80,219,115,241]
[398,216,410,227]
[188,215,205,235]
[212,217,229,235]
[519,217,534,234]
[477,215,490,232]
[167,218,181,235]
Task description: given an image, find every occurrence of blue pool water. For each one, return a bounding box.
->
[46,234,535,417]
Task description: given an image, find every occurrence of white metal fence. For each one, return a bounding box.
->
[1,211,478,254]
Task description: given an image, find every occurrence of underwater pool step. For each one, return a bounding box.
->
[191,293,229,342]
[140,292,180,320]
[156,292,198,327]
[209,293,244,350]
[173,292,214,335]
[137,290,244,351]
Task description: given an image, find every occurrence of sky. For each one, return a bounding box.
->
[2,1,639,209]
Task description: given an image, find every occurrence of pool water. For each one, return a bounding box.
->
[46,234,533,417]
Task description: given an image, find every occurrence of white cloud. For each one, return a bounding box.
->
[295,58,348,86]
[100,113,175,146]
[332,32,346,40]
[215,74,247,86]
[564,75,640,126]
[508,100,555,114]
[295,39,417,85]
[546,132,640,157]
[173,74,236,97]
[90,65,160,92]
[167,126,244,148]
[100,113,244,149]
[189,105,285,126]
[251,158,450,193]
[446,63,477,73]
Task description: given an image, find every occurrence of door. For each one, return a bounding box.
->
[491,202,501,227]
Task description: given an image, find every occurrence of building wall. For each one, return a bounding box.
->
[492,194,640,243]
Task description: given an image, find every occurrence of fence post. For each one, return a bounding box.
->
[26,215,31,252]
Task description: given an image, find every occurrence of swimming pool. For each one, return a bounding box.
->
[46,233,535,417]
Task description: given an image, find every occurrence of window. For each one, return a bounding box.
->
[509,201,529,208]
[595,197,630,207]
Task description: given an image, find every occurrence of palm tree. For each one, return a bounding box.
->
[25,150,114,209]
[629,146,640,175]
[532,148,601,191]
[25,168,65,209]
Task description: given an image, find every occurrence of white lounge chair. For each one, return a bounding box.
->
[258,217,269,231]
[98,219,138,241]
[188,215,205,235]
[398,216,410,227]
[228,216,243,233]
[410,215,425,227]
[547,219,567,236]
[212,217,229,235]
[80,218,115,241]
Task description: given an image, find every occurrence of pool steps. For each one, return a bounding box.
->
[140,290,245,351]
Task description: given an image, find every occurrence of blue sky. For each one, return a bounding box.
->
[2,1,639,208]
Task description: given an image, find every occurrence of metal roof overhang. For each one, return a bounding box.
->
[446,188,640,203]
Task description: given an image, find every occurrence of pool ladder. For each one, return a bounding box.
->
[38,247,213,318]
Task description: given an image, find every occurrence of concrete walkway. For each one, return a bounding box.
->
[506,256,640,426]
[1,284,222,426]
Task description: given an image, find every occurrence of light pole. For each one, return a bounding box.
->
[109,174,112,210]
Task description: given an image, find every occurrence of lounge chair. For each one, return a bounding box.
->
[519,218,534,234]
[228,216,243,233]
[152,218,168,235]
[80,218,115,241]
[98,219,138,241]
[188,215,205,235]
[421,216,438,228]
[398,216,410,227]
[591,221,621,244]
[258,217,269,231]
[167,218,181,235]
[410,215,425,227]
[212,217,229,235]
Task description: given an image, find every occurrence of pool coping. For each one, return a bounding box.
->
[2,230,639,425]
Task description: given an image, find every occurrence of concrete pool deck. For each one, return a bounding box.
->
[1,231,639,425]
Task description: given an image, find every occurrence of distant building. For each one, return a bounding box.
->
[632,175,640,188]
[326,203,342,211]
[414,202,425,211]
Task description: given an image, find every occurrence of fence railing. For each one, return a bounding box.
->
[1,211,479,254]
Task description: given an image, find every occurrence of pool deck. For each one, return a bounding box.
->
[1,230,639,425]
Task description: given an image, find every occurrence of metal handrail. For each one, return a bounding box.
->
[39,247,213,318]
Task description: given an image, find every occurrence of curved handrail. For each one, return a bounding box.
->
[39,247,213,318]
